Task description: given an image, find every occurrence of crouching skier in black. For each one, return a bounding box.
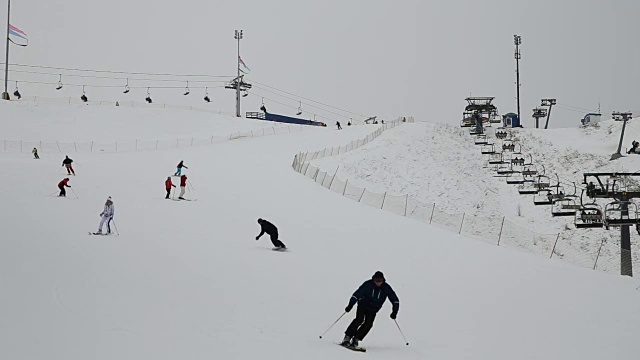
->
[256,218,286,249]
[341,271,399,348]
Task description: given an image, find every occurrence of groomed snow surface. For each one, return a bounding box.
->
[1,101,640,360]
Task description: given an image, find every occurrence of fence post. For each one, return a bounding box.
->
[211,135,214,144]
[497,216,506,246]
[328,166,339,190]
[550,233,561,259]
[429,204,436,224]
[312,168,320,181]
[404,194,409,216]
[459,213,465,234]
[304,164,312,176]
[91,141,93,152]
[592,238,605,269]
[381,192,387,209]
[343,179,348,196]
[358,188,366,202]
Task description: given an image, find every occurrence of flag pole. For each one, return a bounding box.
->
[3,0,11,100]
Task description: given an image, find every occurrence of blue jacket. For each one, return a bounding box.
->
[347,280,399,314]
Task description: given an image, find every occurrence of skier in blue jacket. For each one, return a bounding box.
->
[341,271,400,348]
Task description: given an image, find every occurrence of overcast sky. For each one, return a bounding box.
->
[1,0,638,128]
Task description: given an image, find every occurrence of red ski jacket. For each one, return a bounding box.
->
[58,179,70,187]
[165,179,174,189]
[180,176,187,187]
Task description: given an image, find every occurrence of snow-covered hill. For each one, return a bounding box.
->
[1,102,640,360]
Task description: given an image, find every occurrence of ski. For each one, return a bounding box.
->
[272,247,288,252]
[337,343,366,352]
[88,232,112,236]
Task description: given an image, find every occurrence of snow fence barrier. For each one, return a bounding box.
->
[1,124,306,154]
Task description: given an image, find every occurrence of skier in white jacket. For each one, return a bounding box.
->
[96,196,115,234]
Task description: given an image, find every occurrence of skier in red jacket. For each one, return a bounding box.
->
[58,178,71,197]
[165,177,176,199]
[179,174,187,200]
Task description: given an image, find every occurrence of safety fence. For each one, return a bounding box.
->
[9,95,235,116]
[1,124,306,154]
[291,118,640,276]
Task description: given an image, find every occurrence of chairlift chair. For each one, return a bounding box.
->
[123,78,130,94]
[145,87,152,104]
[534,175,551,190]
[56,74,63,90]
[474,134,488,145]
[488,152,503,164]
[13,81,21,99]
[496,162,514,175]
[481,144,495,154]
[204,87,211,102]
[603,201,640,229]
[518,182,539,195]
[183,81,190,96]
[296,101,302,116]
[551,198,579,217]
[506,172,525,185]
[533,189,554,205]
[80,86,88,102]
[575,205,604,228]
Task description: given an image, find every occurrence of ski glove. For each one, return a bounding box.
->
[390,311,397,319]
[345,305,353,313]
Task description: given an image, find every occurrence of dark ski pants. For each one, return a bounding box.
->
[270,233,286,248]
[65,164,75,175]
[34,153,39,159]
[58,185,66,197]
[345,306,377,340]
[166,188,171,199]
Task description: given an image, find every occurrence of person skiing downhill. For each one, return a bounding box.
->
[57,178,71,197]
[32,147,39,159]
[341,271,400,348]
[178,174,187,200]
[174,160,188,176]
[256,218,286,249]
[336,121,342,130]
[96,197,115,234]
[165,177,176,199]
[62,156,75,175]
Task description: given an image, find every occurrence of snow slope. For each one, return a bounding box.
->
[1,103,640,360]
[312,121,640,274]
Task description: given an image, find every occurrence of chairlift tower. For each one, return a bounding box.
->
[514,35,522,125]
[583,172,640,276]
[2,0,12,100]
[541,99,556,129]
[532,107,547,129]
[611,112,633,161]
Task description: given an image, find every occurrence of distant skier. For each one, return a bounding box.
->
[32,147,39,159]
[174,160,188,176]
[62,155,75,175]
[96,196,115,235]
[347,121,351,126]
[57,177,71,197]
[260,104,267,113]
[178,174,187,200]
[336,121,342,130]
[165,176,176,199]
[256,218,286,249]
[341,271,400,348]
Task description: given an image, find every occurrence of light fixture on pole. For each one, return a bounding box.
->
[234,29,243,117]
[514,35,522,126]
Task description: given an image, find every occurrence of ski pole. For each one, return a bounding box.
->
[318,311,346,339]
[111,218,120,236]
[393,319,409,345]
[187,179,196,191]
[70,187,79,199]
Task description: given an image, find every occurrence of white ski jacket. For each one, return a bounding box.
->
[101,203,115,217]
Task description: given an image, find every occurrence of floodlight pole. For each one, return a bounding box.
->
[541,98,556,129]
[514,35,522,125]
[611,112,632,161]
[234,29,243,118]
[2,0,11,100]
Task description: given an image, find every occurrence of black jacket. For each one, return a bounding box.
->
[62,157,73,165]
[257,220,278,237]
[347,280,399,314]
